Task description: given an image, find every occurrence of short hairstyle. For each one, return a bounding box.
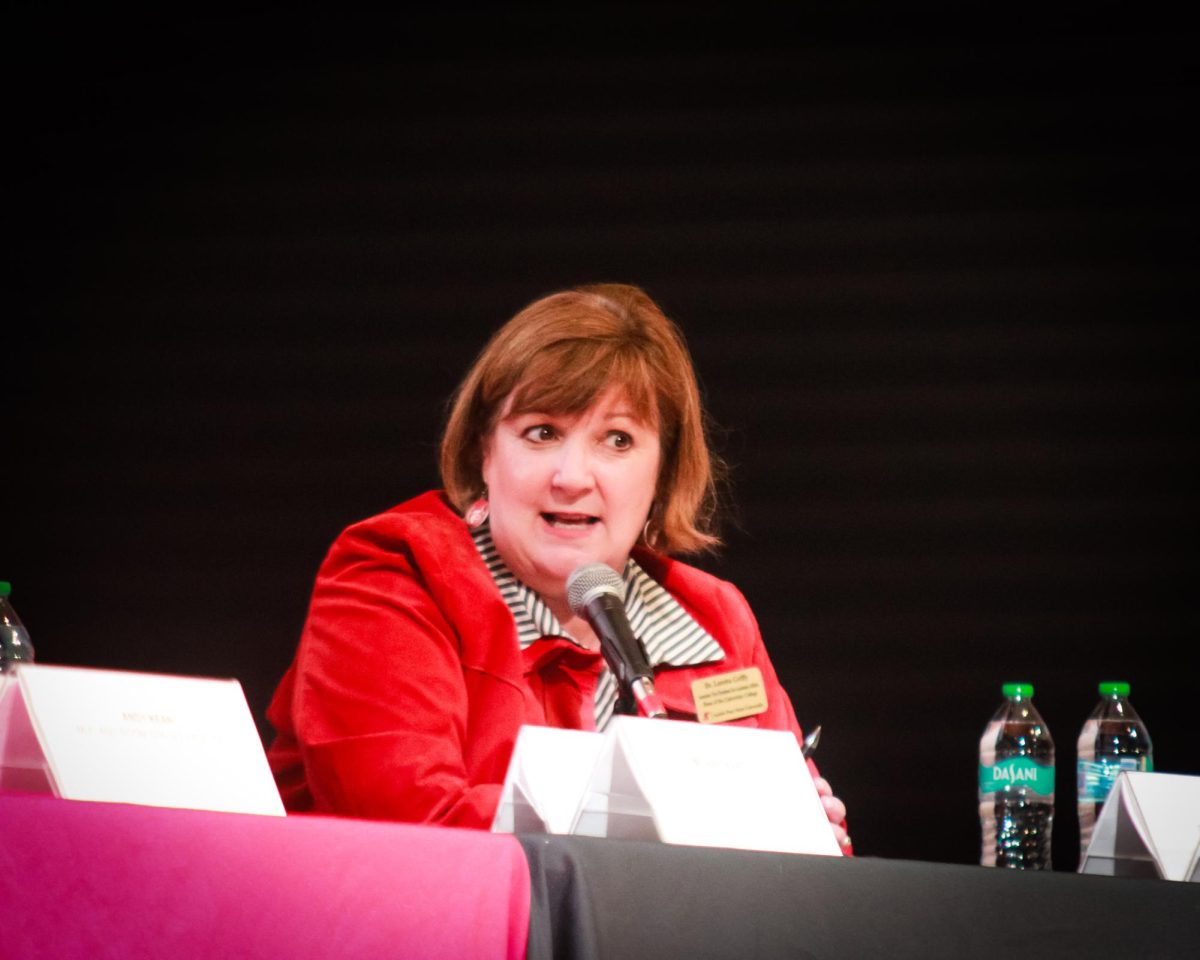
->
[440,283,723,554]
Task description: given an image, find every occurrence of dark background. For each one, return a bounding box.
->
[7,12,1197,871]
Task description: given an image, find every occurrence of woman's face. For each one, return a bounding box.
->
[482,385,661,607]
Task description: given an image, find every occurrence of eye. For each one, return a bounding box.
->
[605,430,634,450]
[521,424,558,443]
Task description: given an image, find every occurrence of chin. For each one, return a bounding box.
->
[538,546,610,582]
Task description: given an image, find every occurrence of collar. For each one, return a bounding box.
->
[471,521,725,729]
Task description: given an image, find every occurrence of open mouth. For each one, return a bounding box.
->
[542,513,600,528]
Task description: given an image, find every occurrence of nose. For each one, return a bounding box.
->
[552,436,595,494]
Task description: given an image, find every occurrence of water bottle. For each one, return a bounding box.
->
[0,581,36,670]
[1076,681,1153,865]
[979,682,1055,869]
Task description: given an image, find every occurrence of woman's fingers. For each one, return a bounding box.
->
[813,774,849,847]
[820,793,847,825]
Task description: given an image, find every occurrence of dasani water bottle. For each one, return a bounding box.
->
[0,581,35,671]
[1076,681,1152,866]
[979,682,1055,869]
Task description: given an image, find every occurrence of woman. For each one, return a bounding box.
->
[266,283,850,847]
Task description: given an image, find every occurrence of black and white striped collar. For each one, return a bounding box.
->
[472,521,725,730]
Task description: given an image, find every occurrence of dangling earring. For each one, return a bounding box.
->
[642,505,656,548]
[465,490,490,528]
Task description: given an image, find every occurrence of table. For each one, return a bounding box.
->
[0,793,529,960]
[4,794,1196,959]
[519,833,1199,960]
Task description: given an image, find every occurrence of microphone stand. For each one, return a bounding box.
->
[566,563,668,720]
[614,666,667,719]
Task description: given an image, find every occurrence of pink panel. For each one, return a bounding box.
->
[0,793,529,960]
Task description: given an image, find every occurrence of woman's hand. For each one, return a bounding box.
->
[813,775,852,850]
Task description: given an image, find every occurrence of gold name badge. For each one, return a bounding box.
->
[691,667,768,724]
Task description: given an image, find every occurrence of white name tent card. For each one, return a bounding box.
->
[494,715,842,858]
[0,672,55,795]
[1080,771,1200,882]
[491,725,606,834]
[0,663,284,816]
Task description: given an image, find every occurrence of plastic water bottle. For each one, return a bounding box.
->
[0,581,36,671]
[1076,681,1153,865]
[979,682,1055,869]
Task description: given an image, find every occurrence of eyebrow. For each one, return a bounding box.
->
[505,407,647,424]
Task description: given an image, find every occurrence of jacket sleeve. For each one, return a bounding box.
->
[279,521,507,828]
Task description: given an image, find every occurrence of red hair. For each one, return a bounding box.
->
[440,283,723,553]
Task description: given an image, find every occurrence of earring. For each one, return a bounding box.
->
[641,500,659,547]
[465,491,490,528]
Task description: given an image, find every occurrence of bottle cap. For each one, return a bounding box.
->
[1002,682,1034,699]
[1099,681,1130,697]
[0,581,11,598]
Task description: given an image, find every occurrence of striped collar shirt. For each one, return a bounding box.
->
[471,522,725,730]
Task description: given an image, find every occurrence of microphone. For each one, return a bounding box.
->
[566,563,667,719]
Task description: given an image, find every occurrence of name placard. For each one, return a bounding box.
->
[491,725,605,834]
[1081,771,1200,882]
[493,716,842,858]
[0,663,284,816]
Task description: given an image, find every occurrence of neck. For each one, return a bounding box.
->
[545,600,601,652]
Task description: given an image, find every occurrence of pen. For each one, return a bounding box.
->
[802,724,821,759]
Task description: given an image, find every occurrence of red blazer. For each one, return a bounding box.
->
[267,490,818,829]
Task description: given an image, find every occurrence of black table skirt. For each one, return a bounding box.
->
[519,834,1199,960]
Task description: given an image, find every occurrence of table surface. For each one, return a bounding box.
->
[3,792,1196,960]
[519,832,1200,960]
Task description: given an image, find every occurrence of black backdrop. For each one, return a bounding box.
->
[7,13,1198,871]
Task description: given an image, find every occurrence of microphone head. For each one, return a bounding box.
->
[566,562,624,615]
